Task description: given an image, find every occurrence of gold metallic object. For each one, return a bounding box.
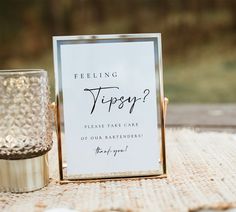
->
[53,34,168,182]
[0,154,49,192]
[0,69,52,192]
[164,97,169,120]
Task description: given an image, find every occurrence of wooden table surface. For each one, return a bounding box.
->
[1,104,236,212]
[167,104,236,131]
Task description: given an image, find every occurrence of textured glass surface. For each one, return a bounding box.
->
[0,70,52,159]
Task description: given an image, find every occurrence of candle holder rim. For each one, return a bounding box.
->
[0,69,46,75]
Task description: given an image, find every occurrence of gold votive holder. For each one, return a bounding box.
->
[0,69,53,192]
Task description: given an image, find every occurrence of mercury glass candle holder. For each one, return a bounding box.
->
[0,69,53,192]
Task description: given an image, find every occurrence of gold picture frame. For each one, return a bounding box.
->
[53,33,167,182]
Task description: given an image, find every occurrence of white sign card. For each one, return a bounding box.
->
[53,33,166,180]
